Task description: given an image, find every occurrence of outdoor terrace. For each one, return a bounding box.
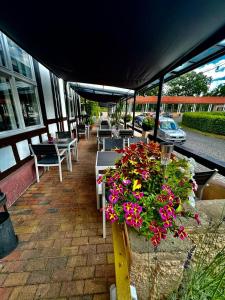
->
[0,131,115,300]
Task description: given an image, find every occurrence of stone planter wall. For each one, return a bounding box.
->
[128,200,225,300]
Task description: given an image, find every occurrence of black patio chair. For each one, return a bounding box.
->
[118,129,134,139]
[56,131,72,139]
[77,124,88,140]
[100,124,110,130]
[128,137,148,146]
[29,144,67,183]
[103,138,124,151]
[194,169,218,200]
[97,129,113,150]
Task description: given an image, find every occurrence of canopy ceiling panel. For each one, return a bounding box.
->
[1,1,225,90]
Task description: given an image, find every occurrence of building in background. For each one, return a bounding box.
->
[129,96,225,114]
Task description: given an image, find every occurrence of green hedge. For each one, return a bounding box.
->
[182,112,225,136]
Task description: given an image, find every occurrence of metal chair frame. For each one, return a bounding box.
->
[103,138,124,151]
[29,144,67,183]
[194,169,218,200]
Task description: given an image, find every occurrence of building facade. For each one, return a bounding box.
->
[0,31,80,206]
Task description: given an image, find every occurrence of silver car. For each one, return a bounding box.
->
[158,117,186,143]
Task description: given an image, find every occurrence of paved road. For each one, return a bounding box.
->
[183,128,225,162]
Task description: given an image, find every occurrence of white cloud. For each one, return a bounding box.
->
[196,58,225,90]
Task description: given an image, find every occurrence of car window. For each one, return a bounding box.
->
[160,121,178,130]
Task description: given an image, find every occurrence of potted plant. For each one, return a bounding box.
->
[97,142,199,246]
[123,114,132,123]
[88,116,95,130]
[142,116,155,131]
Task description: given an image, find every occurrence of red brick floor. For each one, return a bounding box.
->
[0,132,115,299]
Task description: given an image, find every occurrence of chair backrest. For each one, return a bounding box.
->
[103,138,124,151]
[56,131,72,139]
[100,124,110,130]
[77,124,86,133]
[118,129,133,138]
[98,129,112,138]
[101,120,110,126]
[194,170,218,186]
[194,169,218,199]
[30,144,58,156]
[128,137,148,146]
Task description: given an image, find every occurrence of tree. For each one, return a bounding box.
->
[144,86,159,96]
[208,84,225,96]
[166,71,211,96]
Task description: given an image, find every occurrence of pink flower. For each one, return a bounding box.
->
[163,219,173,228]
[115,184,123,194]
[141,170,149,180]
[106,177,114,185]
[156,194,167,203]
[125,212,134,226]
[106,211,118,223]
[122,179,131,186]
[194,213,201,225]
[151,235,160,246]
[132,203,142,215]
[108,193,119,204]
[132,215,143,228]
[123,202,133,213]
[192,180,198,192]
[159,207,168,221]
[162,184,172,194]
[97,176,103,184]
[112,173,120,180]
[132,191,144,200]
[174,226,188,240]
[164,205,176,219]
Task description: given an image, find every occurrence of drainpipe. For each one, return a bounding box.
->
[153,76,164,141]
[132,92,137,130]
[124,99,128,129]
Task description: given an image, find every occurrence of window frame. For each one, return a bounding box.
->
[0,32,44,138]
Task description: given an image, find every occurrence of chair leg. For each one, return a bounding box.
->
[75,141,78,161]
[35,159,40,183]
[59,162,63,182]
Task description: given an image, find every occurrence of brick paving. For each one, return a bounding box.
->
[0,132,115,299]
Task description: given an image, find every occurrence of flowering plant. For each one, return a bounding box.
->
[97,142,200,246]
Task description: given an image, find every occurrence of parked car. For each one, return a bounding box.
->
[161,112,173,118]
[158,117,186,143]
[134,115,145,127]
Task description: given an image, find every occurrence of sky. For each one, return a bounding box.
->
[196,55,225,91]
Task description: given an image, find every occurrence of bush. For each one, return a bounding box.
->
[142,117,155,131]
[182,112,225,135]
[123,114,132,123]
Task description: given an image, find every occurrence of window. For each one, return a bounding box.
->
[16,80,41,127]
[0,76,19,131]
[0,36,6,67]
[7,38,33,79]
[0,31,43,135]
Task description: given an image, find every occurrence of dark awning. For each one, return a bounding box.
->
[70,83,134,102]
[1,1,225,90]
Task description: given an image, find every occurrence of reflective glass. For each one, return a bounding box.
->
[0,76,19,131]
[0,37,6,66]
[7,38,32,78]
[16,80,41,127]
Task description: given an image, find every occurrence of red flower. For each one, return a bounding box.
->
[174,226,188,240]
[194,213,201,225]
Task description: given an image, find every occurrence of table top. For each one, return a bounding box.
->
[96,151,122,167]
[43,138,76,146]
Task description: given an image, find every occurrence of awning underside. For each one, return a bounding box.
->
[1,0,225,92]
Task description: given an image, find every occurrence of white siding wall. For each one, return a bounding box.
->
[0,146,16,172]
[39,63,56,119]
[59,79,67,117]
